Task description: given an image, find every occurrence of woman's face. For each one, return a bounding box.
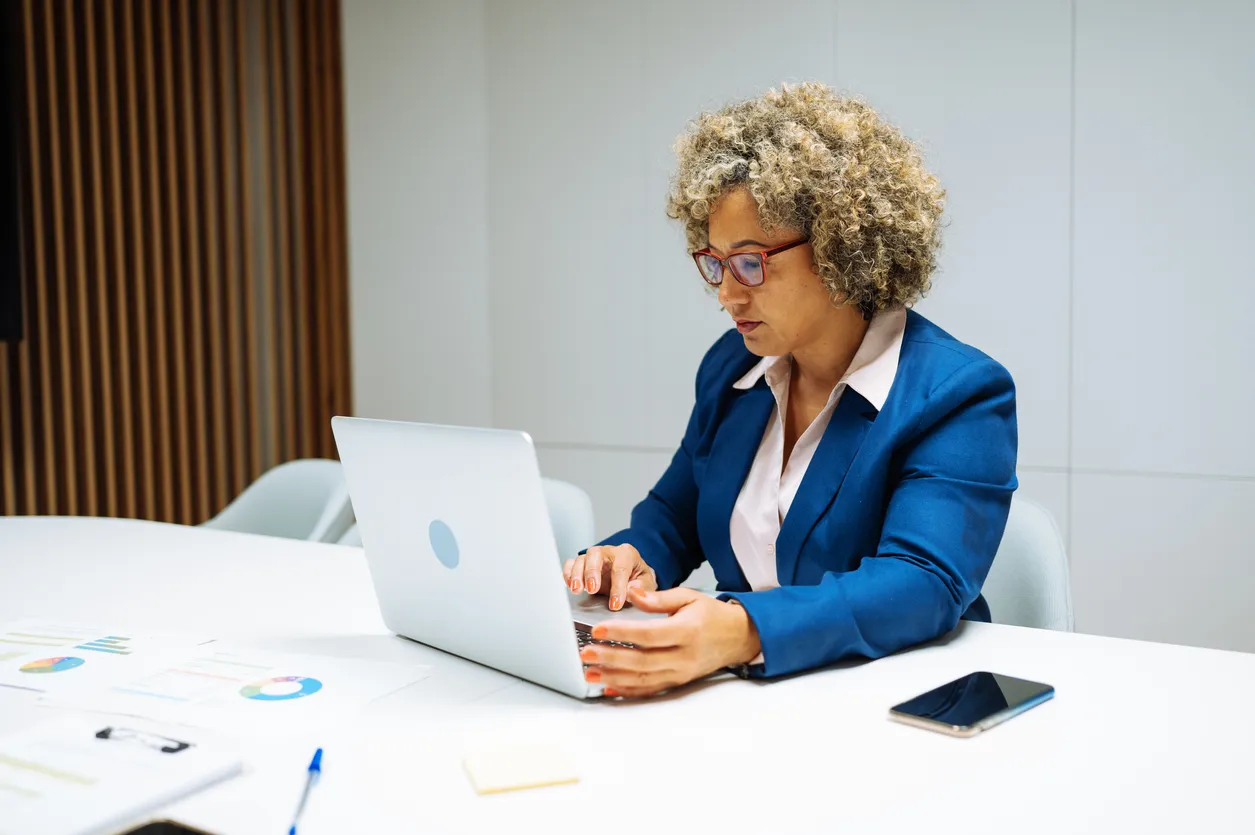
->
[707,188,833,357]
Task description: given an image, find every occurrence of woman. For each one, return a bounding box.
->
[562,82,1017,698]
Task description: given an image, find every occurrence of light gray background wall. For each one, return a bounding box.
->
[343,0,492,428]
[342,0,1255,652]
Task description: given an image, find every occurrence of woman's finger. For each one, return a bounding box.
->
[591,615,691,649]
[579,644,676,673]
[584,548,605,594]
[568,551,588,593]
[562,558,575,585]
[606,545,640,610]
[585,664,673,693]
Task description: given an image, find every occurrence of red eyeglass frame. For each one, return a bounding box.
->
[692,238,809,287]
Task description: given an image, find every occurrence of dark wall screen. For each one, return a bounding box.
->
[0,0,25,342]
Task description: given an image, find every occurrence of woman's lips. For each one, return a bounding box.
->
[736,320,761,334]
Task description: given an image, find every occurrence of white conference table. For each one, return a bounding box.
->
[2,517,1253,834]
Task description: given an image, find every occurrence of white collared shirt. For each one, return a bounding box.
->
[728,308,907,593]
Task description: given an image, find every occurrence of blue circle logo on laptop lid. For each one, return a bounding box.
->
[428,519,460,569]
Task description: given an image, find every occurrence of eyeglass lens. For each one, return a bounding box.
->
[697,252,765,286]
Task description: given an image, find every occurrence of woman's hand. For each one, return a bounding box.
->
[563,544,658,611]
[579,587,762,698]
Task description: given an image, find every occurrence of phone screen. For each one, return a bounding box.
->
[890,672,1053,729]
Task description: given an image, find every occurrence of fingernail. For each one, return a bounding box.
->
[584,669,601,683]
[571,579,581,593]
[587,576,598,593]
[604,688,620,697]
[579,648,597,663]
[591,625,608,640]
[609,596,621,611]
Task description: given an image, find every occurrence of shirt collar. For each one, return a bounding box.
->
[731,307,907,412]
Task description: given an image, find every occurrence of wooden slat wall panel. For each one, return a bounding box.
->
[326,0,351,449]
[20,0,52,515]
[45,0,78,516]
[157,0,191,524]
[286,0,313,464]
[82,0,118,519]
[1,0,352,523]
[121,0,156,520]
[219,0,247,503]
[138,0,174,522]
[234,0,263,486]
[176,0,209,524]
[101,0,136,519]
[197,0,228,516]
[301,0,330,459]
[63,0,100,518]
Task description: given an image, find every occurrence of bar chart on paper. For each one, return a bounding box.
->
[75,636,133,656]
[0,623,102,658]
[0,620,211,697]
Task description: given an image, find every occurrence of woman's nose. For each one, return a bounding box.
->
[717,269,748,307]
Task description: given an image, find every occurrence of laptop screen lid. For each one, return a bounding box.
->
[331,416,591,697]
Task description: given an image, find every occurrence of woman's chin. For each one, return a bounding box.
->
[740,329,779,356]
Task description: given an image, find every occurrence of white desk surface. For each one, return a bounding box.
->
[1,516,1252,834]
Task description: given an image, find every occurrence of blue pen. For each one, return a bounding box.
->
[287,748,323,835]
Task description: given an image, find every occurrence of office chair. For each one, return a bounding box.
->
[202,459,354,544]
[982,495,1075,631]
[541,477,595,564]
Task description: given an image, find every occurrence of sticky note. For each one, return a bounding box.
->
[463,743,579,794]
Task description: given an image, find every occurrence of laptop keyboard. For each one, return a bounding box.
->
[575,629,635,650]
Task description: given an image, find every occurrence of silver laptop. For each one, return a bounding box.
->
[330,416,662,699]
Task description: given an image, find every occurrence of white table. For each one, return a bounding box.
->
[2,517,1253,834]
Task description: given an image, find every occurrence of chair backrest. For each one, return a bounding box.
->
[202,459,354,544]
[982,495,1074,631]
[541,477,594,564]
[338,523,362,547]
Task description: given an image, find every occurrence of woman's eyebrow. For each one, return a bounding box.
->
[709,238,769,253]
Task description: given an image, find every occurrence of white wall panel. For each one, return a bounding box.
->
[342,0,1255,655]
[485,1,652,444]
[1072,0,1255,477]
[1071,473,1255,652]
[836,0,1073,469]
[638,0,839,449]
[343,0,492,426]
[534,445,674,542]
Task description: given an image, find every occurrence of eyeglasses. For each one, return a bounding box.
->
[692,238,808,287]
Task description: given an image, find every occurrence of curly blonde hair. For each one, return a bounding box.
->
[667,82,945,312]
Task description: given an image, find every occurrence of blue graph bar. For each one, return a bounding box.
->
[76,637,133,655]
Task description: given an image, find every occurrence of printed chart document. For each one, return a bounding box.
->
[0,715,241,835]
[0,620,211,697]
[50,645,433,733]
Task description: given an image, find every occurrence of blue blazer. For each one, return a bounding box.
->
[597,311,1018,678]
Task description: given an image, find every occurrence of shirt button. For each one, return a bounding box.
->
[766,543,775,557]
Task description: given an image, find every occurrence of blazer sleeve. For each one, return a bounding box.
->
[721,356,1018,678]
[591,339,729,590]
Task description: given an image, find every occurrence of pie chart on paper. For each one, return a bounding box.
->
[19,656,86,674]
[239,675,323,701]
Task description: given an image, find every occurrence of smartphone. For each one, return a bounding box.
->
[888,672,1054,737]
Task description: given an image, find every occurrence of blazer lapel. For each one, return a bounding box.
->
[697,384,774,592]
[775,388,877,586]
